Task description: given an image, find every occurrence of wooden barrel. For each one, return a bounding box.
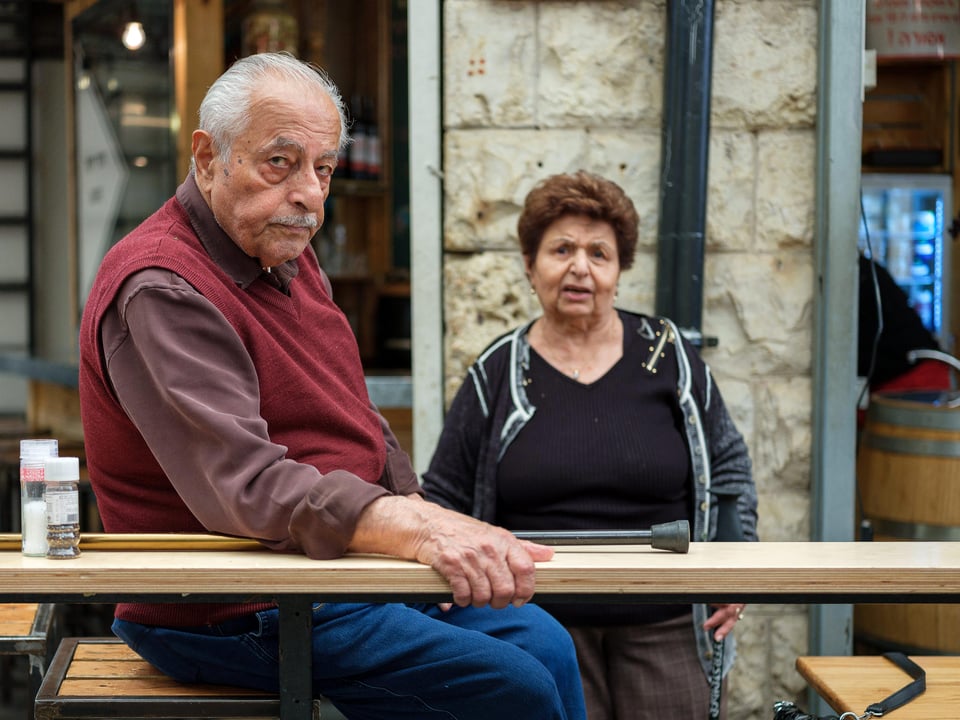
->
[855,389,960,654]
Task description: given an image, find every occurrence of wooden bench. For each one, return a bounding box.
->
[797,655,960,720]
[0,603,59,720]
[34,637,300,719]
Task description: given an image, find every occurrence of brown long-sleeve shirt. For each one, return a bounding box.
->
[94,175,421,563]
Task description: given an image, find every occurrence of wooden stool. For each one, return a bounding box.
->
[797,655,960,719]
[0,603,60,720]
[35,637,296,719]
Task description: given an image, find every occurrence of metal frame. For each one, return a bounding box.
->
[0,602,60,720]
[408,0,444,472]
[35,637,280,720]
[810,0,864,675]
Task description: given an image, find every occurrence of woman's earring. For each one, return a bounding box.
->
[529,286,536,296]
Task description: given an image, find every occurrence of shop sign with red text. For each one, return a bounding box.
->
[867,0,960,58]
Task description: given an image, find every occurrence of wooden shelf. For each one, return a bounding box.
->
[379,281,410,298]
[332,178,390,197]
[862,62,951,172]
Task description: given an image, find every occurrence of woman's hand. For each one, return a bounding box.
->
[704,603,746,642]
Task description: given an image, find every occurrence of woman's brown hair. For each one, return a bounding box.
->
[517,170,640,270]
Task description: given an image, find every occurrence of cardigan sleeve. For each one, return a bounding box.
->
[701,369,758,542]
[421,365,490,517]
[677,331,758,543]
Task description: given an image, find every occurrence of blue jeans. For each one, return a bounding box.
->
[113,602,586,720]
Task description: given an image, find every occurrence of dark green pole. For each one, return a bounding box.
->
[655,0,716,341]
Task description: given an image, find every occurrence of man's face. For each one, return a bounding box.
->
[193,79,341,269]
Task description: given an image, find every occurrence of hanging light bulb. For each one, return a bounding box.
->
[122,20,145,51]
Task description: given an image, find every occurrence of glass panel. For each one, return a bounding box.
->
[0,90,25,151]
[0,225,27,283]
[0,59,25,83]
[72,0,175,311]
[860,174,952,342]
[0,294,28,347]
[0,159,27,215]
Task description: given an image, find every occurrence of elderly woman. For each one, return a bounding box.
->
[422,170,757,720]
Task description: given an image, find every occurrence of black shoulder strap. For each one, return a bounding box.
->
[864,652,925,716]
[773,653,924,720]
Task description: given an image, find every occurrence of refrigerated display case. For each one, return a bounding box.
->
[859,173,953,347]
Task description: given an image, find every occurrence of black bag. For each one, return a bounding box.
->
[772,701,844,720]
[773,652,924,720]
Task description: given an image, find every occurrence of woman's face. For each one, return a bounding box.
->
[526,214,621,325]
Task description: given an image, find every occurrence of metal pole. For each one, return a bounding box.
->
[655,0,716,338]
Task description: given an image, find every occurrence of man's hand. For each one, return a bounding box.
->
[415,512,554,609]
[349,495,554,609]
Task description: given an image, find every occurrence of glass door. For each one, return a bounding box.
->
[70,0,175,312]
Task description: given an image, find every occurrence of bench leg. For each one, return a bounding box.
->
[278,596,313,720]
[26,653,43,720]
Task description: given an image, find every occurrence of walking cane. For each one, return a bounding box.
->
[708,489,745,720]
[514,519,690,553]
[0,522,690,552]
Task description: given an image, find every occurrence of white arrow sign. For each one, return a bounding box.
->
[77,76,129,307]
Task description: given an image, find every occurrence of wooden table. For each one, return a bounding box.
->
[797,655,960,719]
[3,540,960,720]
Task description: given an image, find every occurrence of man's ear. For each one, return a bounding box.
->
[192,130,216,188]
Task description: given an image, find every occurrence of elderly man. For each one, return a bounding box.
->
[78,52,585,720]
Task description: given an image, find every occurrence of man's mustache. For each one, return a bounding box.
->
[273,214,319,229]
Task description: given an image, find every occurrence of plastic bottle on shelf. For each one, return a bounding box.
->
[241,0,299,57]
[20,438,58,557]
[348,95,369,180]
[885,234,913,283]
[913,289,934,331]
[364,97,381,181]
[336,142,350,178]
[44,456,82,559]
[329,223,347,276]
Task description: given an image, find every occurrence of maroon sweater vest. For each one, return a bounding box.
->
[78,196,385,626]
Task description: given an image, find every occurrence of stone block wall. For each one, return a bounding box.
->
[440,2,818,718]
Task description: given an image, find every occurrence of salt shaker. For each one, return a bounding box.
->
[44,456,82,559]
[20,438,58,557]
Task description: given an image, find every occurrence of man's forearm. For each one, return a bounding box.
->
[347,494,431,560]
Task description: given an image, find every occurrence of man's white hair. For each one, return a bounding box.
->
[196,51,349,166]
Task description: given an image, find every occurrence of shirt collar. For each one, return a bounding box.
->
[176,172,300,291]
